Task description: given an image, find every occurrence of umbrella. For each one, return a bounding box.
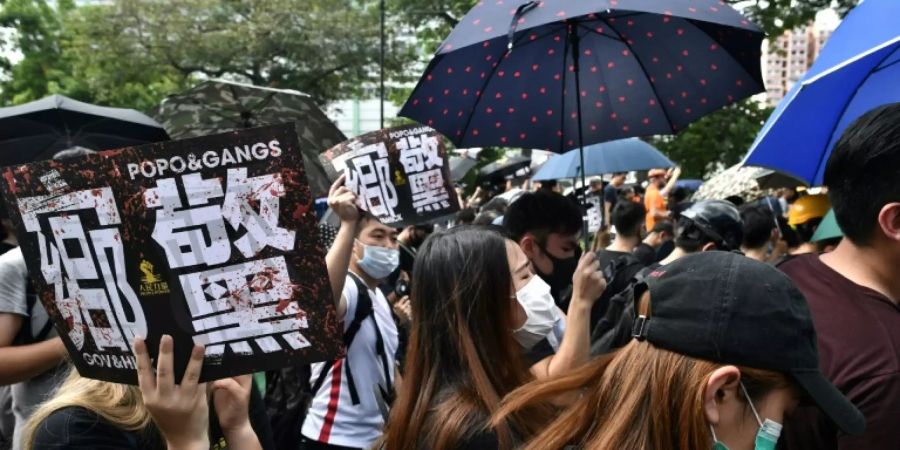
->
[693,164,803,202]
[153,79,345,197]
[0,95,169,166]
[676,179,704,191]
[532,138,673,180]
[743,0,900,185]
[400,0,763,195]
[478,154,531,181]
[450,156,479,182]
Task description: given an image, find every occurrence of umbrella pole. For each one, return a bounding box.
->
[569,21,590,248]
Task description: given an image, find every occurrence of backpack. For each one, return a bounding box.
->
[264,273,393,450]
[590,263,660,356]
[591,252,647,331]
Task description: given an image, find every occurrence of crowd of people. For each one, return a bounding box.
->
[0,101,898,450]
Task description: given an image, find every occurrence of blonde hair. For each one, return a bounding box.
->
[22,367,153,449]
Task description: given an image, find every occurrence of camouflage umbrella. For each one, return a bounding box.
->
[693,164,804,202]
[152,79,345,197]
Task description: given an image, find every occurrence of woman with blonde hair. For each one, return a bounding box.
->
[23,336,270,450]
[496,252,865,450]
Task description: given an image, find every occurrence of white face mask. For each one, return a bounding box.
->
[355,240,399,280]
[513,276,560,349]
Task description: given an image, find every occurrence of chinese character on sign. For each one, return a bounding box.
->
[344,142,399,220]
[144,168,305,358]
[397,134,451,213]
[18,188,148,353]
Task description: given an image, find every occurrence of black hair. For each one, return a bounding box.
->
[794,218,822,244]
[539,180,558,191]
[825,102,900,245]
[651,220,674,236]
[473,210,502,226]
[739,204,775,249]
[503,191,582,242]
[611,201,645,239]
[456,208,477,225]
[724,195,745,207]
[776,215,800,248]
[670,187,689,204]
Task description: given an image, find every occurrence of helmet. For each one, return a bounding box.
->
[788,194,830,226]
[679,200,744,250]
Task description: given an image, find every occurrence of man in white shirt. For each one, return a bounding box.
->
[300,176,400,450]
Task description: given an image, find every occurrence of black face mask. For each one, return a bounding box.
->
[534,244,582,301]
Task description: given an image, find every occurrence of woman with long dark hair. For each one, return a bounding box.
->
[380,226,606,450]
[494,252,864,450]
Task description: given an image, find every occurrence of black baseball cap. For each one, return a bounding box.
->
[631,251,865,435]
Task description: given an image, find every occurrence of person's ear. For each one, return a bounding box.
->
[701,242,717,252]
[703,366,742,426]
[520,234,539,260]
[877,203,900,242]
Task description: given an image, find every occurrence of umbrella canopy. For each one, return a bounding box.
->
[532,138,673,180]
[676,179,704,191]
[400,0,763,153]
[743,0,900,185]
[153,79,345,197]
[0,95,169,166]
[450,156,479,182]
[478,154,531,181]
[693,164,803,202]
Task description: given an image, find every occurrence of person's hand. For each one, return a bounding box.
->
[328,174,360,224]
[135,336,209,450]
[571,252,606,305]
[212,375,258,447]
[392,296,412,325]
[669,166,682,179]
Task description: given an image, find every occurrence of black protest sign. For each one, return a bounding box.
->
[0,124,343,384]
[321,125,459,227]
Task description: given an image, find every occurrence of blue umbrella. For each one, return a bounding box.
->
[532,138,673,180]
[743,0,900,185]
[400,0,763,154]
[676,179,704,191]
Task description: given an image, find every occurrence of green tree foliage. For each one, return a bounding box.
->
[0,0,416,110]
[650,99,773,180]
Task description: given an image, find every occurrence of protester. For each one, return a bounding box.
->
[0,148,96,450]
[644,167,681,231]
[632,221,675,266]
[591,200,743,355]
[603,173,627,223]
[592,202,648,327]
[455,208,476,226]
[23,336,270,450]
[779,103,900,449]
[503,192,583,308]
[740,204,779,262]
[786,194,830,256]
[379,225,605,449]
[495,252,865,450]
[300,176,400,450]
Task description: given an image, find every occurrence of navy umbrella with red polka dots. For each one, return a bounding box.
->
[400,0,764,178]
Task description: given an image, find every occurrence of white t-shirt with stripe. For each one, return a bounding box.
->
[301,272,399,448]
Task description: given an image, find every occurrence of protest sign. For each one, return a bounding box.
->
[321,125,459,227]
[0,124,343,384]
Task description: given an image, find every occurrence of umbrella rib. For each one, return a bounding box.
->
[458,24,566,145]
[815,46,898,182]
[559,25,571,152]
[588,18,676,133]
[872,50,900,73]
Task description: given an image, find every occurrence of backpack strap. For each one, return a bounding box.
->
[311,273,392,406]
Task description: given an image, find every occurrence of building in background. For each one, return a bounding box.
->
[762,10,839,105]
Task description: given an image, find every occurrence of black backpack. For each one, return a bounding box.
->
[590,263,660,356]
[264,273,393,450]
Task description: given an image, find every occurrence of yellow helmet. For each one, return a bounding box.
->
[788,194,831,226]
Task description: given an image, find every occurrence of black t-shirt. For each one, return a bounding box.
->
[632,243,657,267]
[603,184,618,208]
[33,383,274,450]
[522,338,556,367]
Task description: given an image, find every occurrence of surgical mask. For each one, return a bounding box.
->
[710,382,783,450]
[512,276,560,349]
[355,240,399,280]
[534,244,581,300]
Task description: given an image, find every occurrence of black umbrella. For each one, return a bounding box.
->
[0,95,169,166]
[477,154,531,182]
